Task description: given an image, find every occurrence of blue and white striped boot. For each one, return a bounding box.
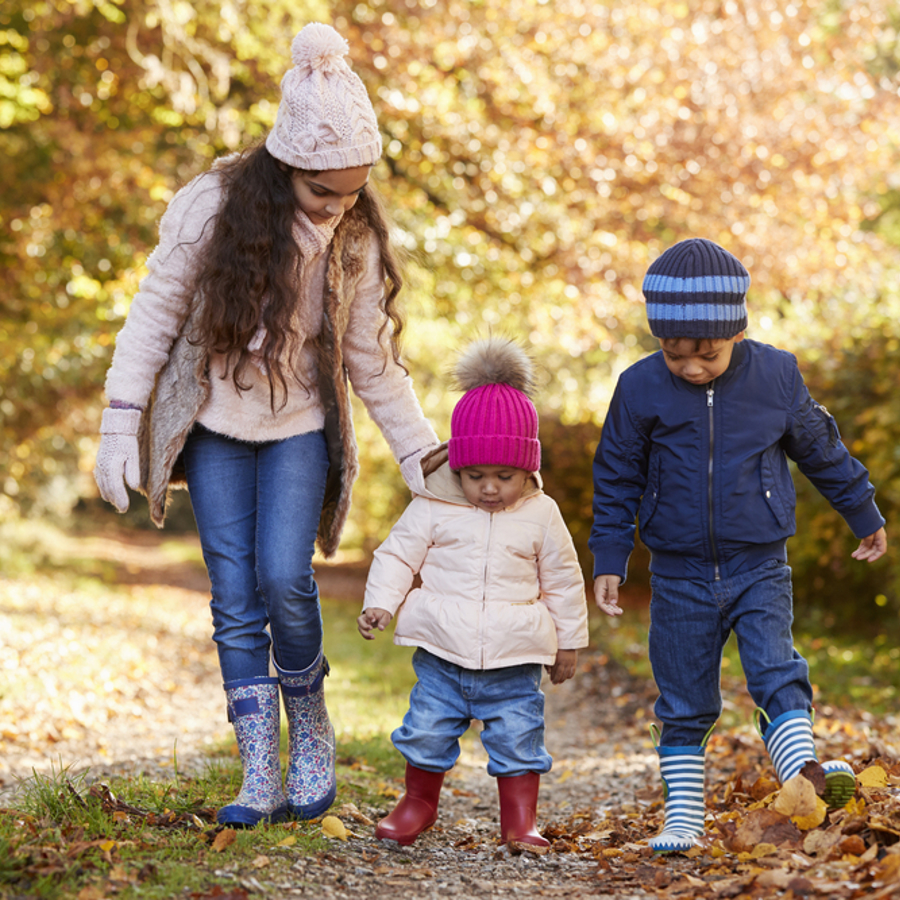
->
[647,725,709,853]
[276,651,337,819]
[756,708,856,809]
[218,677,289,826]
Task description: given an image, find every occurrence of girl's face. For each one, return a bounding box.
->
[290,165,371,224]
[459,465,530,512]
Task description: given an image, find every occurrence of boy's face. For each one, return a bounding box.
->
[459,465,530,512]
[659,333,744,385]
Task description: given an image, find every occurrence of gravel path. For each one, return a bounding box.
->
[0,528,667,898]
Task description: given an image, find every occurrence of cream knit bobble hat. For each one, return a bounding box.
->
[266,23,382,170]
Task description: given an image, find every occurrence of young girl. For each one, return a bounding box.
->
[358,338,588,851]
[93,23,438,827]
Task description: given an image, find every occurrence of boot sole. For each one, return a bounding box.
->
[217,802,290,827]
[823,769,856,809]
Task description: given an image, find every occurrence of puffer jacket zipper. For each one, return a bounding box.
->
[707,383,721,581]
[479,510,493,668]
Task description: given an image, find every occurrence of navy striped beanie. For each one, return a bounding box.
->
[643,238,750,340]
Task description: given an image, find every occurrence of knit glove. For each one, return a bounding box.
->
[93,407,142,513]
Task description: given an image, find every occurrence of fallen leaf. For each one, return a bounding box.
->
[335,802,374,826]
[76,888,106,900]
[755,869,794,888]
[792,798,828,831]
[798,760,826,796]
[771,776,815,816]
[211,829,236,852]
[749,842,778,859]
[322,815,348,841]
[251,855,270,869]
[727,808,790,853]
[276,836,296,847]
[839,834,867,856]
[802,827,843,857]
[857,766,888,789]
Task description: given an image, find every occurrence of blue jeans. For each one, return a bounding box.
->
[649,561,813,747]
[392,649,553,777]
[183,425,329,682]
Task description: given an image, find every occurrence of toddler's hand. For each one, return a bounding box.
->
[851,527,887,563]
[357,607,392,639]
[546,649,577,685]
[594,575,623,616]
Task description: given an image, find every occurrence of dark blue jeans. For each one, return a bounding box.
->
[183,425,329,682]
[649,561,813,747]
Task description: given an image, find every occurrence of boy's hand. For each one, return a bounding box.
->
[357,607,393,639]
[546,649,577,685]
[851,527,887,563]
[594,575,623,616]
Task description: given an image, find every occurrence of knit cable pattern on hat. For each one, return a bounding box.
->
[643,238,750,340]
[266,23,382,171]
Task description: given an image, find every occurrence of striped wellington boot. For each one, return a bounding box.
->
[756,708,856,809]
[647,724,710,853]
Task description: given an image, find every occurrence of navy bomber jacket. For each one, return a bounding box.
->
[589,339,885,583]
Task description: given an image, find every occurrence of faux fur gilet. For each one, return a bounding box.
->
[132,197,406,557]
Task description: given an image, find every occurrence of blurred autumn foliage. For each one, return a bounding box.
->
[1,0,898,623]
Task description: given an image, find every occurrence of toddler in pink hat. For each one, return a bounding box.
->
[358,337,588,852]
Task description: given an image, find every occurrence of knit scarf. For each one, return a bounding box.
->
[247,210,339,370]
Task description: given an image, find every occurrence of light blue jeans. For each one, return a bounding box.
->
[649,560,813,746]
[182,424,329,682]
[392,649,553,777]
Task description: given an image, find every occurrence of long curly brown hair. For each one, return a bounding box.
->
[189,143,405,411]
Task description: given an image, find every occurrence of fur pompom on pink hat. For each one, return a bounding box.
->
[266,23,382,170]
[448,338,541,473]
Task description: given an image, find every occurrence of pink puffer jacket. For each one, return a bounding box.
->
[363,446,589,669]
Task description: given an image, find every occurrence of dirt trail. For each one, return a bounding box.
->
[5,529,896,899]
[0,528,662,897]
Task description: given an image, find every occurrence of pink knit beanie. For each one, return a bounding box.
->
[448,338,541,473]
[266,23,382,170]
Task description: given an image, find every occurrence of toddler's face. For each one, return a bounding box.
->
[659,333,744,385]
[459,465,529,512]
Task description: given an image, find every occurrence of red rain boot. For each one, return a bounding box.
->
[498,772,550,852]
[375,763,445,845]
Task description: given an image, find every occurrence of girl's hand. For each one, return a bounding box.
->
[357,607,392,639]
[546,649,577,685]
[851,527,887,563]
[594,575,624,616]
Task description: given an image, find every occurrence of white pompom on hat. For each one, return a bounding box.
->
[266,22,382,171]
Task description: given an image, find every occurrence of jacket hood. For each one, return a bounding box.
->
[407,443,543,507]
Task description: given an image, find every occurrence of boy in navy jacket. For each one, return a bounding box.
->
[590,238,887,853]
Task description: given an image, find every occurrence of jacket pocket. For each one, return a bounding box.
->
[760,451,792,528]
[638,451,661,533]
